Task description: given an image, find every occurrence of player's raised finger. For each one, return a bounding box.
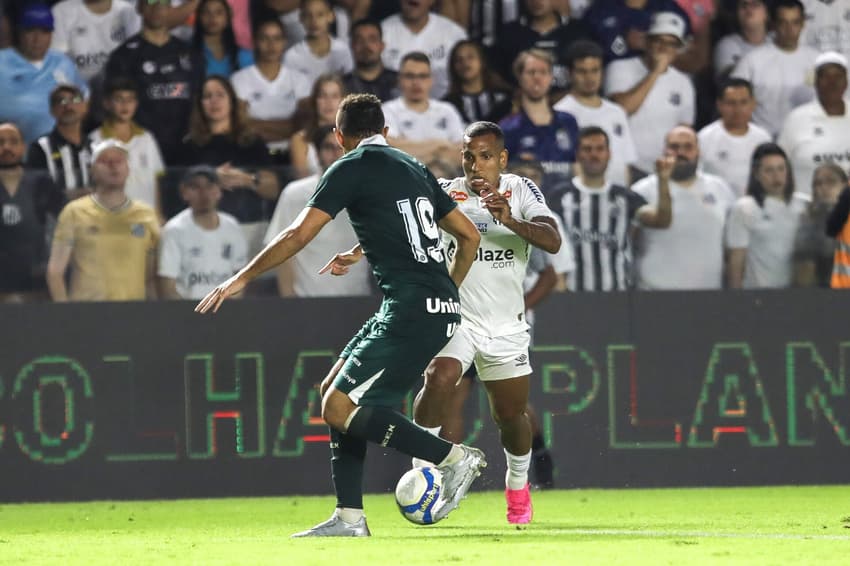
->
[318,255,339,274]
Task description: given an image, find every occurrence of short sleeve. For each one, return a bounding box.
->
[307,163,356,218]
[157,226,181,279]
[516,177,555,221]
[725,200,752,249]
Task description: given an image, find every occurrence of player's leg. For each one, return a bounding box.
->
[440,372,475,443]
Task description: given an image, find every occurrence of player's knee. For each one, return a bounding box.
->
[423,365,457,396]
[321,391,348,430]
[492,405,527,428]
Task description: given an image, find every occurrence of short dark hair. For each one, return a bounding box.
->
[350,18,382,39]
[337,93,385,138]
[578,125,609,147]
[566,40,605,70]
[463,121,504,146]
[771,0,804,21]
[400,51,431,68]
[718,77,754,98]
[103,76,139,97]
[747,142,794,207]
[311,124,336,151]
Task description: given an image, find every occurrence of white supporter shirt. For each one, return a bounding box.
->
[731,43,819,137]
[713,33,770,78]
[604,57,695,173]
[232,65,312,120]
[725,193,809,288]
[381,13,467,99]
[439,173,557,337]
[265,174,371,297]
[51,0,140,80]
[632,173,735,290]
[282,38,353,88]
[697,120,772,198]
[553,94,638,187]
[88,127,165,210]
[382,97,466,142]
[801,0,850,59]
[158,209,248,299]
[778,101,850,195]
[279,7,351,47]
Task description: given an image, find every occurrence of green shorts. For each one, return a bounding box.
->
[334,304,461,407]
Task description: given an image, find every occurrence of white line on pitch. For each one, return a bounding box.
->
[554,529,850,541]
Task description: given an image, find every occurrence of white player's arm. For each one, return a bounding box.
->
[158,276,182,299]
[46,242,72,302]
[479,185,560,253]
[637,156,674,228]
[438,208,481,287]
[196,207,332,312]
[525,264,557,310]
[727,248,746,289]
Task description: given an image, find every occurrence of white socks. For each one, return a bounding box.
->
[336,507,364,524]
[504,448,531,490]
[412,425,442,468]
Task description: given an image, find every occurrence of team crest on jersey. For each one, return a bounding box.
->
[520,135,536,148]
[669,92,681,106]
[449,190,468,202]
[475,222,488,233]
[703,193,717,205]
[613,123,623,136]
[556,130,572,151]
[130,223,145,238]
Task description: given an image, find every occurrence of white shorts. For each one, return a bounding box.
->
[435,325,531,382]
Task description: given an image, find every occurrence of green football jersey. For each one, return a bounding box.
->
[308,140,458,301]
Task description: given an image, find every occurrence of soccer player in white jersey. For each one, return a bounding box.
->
[413,121,562,525]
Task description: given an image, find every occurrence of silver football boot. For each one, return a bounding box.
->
[291,513,371,538]
[433,445,487,521]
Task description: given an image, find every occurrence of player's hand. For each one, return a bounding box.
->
[319,245,363,277]
[195,274,247,313]
[655,155,676,181]
[480,184,513,224]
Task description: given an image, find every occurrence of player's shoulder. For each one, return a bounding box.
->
[437,176,463,191]
[697,119,724,140]
[502,173,545,202]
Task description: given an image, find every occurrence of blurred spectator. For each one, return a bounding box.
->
[778,52,850,196]
[0,4,88,145]
[555,40,637,187]
[289,73,344,178]
[443,39,512,124]
[698,77,770,197]
[827,175,850,289]
[284,0,354,87]
[500,49,578,182]
[228,0,254,49]
[726,143,808,289]
[382,52,465,163]
[714,0,770,79]
[50,0,140,82]
[381,0,467,99]
[582,0,690,62]
[467,0,521,48]
[252,0,354,46]
[491,0,590,91]
[105,0,205,164]
[670,0,715,75]
[606,11,694,176]
[173,76,280,254]
[342,18,399,101]
[231,19,311,150]
[549,126,671,291]
[88,77,166,216]
[192,0,253,77]
[264,125,372,296]
[632,126,735,290]
[731,0,818,137]
[793,162,845,287]
[0,122,65,303]
[46,140,160,301]
[800,0,850,60]
[26,85,92,199]
[158,165,248,299]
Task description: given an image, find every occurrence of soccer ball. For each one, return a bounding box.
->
[395,466,443,525]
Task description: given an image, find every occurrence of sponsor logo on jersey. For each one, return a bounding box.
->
[475,222,488,233]
[475,247,515,268]
[514,354,528,366]
[147,82,191,100]
[449,190,468,201]
[189,246,202,257]
[425,297,461,314]
[813,151,850,163]
[75,52,110,70]
[568,226,619,248]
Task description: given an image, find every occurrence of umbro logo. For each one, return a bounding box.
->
[515,354,528,366]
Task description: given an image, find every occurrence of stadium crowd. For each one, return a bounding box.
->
[2,0,850,303]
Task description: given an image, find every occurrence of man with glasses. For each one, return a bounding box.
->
[382,51,466,163]
[26,85,92,200]
[105,0,204,164]
[605,11,695,177]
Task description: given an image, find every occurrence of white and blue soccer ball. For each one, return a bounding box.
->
[395,466,443,525]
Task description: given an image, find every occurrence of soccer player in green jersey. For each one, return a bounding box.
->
[196,94,486,536]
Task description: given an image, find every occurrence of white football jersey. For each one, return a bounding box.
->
[440,173,557,337]
[698,120,772,198]
[382,97,466,142]
[231,65,312,121]
[282,37,353,88]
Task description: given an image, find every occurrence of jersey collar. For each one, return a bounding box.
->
[356,134,389,148]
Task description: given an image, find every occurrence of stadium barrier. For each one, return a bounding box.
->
[1,290,849,502]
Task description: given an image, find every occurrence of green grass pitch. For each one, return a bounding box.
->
[2,486,849,565]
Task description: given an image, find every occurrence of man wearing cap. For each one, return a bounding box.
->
[46,140,160,301]
[157,166,248,300]
[26,84,92,199]
[0,3,88,144]
[778,52,850,195]
[732,0,818,137]
[605,11,695,176]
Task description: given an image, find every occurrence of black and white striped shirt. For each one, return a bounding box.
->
[26,129,91,193]
[549,177,646,291]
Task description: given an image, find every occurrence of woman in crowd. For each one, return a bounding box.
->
[173,75,279,255]
[193,0,254,77]
[726,143,808,289]
[443,40,512,124]
[288,73,345,179]
[793,163,846,287]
